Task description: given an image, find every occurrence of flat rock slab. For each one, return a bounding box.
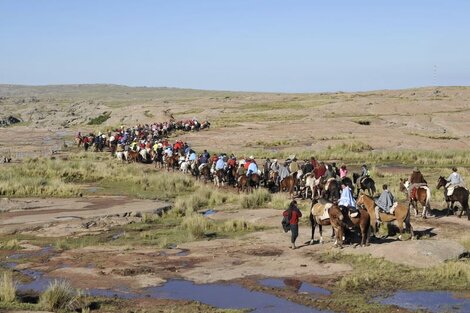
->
[346,239,466,268]
[0,196,169,234]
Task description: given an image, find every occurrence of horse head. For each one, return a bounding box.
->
[436,176,446,190]
[399,178,409,193]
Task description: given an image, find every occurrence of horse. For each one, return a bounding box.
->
[164,154,178,171]
[328,204,346,248]
[319,178,340,202]
[115,151,128,162]
[399,178,432,218]
[303,174,316,199]
[199,164,212,182]
[436,176,469,219]
[309,198,334,245]
[341,205,370,247]
[127,150,139,163]
[279,173,297,198]
[237,175,250,193]
[356,193,414,240]
[214,169,226,188]
[352,173,376,197]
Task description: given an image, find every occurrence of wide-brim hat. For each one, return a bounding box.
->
[413,167,419,172]
[249,155,254,159]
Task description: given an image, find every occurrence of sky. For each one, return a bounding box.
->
[1,0,470,92]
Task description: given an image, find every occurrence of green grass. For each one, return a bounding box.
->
[0,239,21,250]
[87,111,111,125]
[320,252,470,292]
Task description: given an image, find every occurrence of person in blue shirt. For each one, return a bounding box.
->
[339,181,358,217]
[215,156,225,170]
[246,156,258,176]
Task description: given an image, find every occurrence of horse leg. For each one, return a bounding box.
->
[319,223,323,244]
[309,214,315,245]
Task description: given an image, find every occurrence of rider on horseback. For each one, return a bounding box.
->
[356,164,370,185]
[409,167,427,200]
[374,184,396,224]
[339,181,358,217]
[446,167,465,196]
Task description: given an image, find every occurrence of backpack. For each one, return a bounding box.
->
[281,209,292,233]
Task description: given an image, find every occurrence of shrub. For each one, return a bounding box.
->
[87,112,111,125]
[0,239,21,250]
[180,214,213,239]
[39,280,82,312]
[0,271,16,303]
[241,189,272,209]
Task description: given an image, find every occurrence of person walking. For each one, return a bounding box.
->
[283,200,302,249]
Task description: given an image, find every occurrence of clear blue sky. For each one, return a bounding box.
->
[1,0,469,92]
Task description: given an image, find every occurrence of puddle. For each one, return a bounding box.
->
[259,278,331,296]
[176,249,190,256]
[143,280,329,313]
[376,290,470,313]
[7,246,54,260]
[7,265,329,313]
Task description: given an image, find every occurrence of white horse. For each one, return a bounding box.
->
[116,151,128,162]
[180,161,190,173]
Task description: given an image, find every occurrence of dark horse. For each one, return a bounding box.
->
[318,178,340,202]
[436,176,469,219]
[237,173,260,193]
[352,173,376,197]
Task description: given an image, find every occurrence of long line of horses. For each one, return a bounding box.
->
[109,146,470,248]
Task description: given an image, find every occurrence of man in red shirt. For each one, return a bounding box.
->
[283,200,302,249]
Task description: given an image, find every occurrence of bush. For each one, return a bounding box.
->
[241,189,272,209]
[0,271,16,303]
[0,239,21,250]
[87,112,111,125]
[39,280,83,312]
[180,214,213,239]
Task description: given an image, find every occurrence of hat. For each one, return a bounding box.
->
[413,167,419,172]
[249,155,254,159]
[273,159,278,162]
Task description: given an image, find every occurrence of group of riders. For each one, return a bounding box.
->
[76,118,467,225]
[75,118,210,153]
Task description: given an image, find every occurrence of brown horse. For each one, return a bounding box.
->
[436,176,469,219]
[127,150,139,163]
[399,178,432,218]
[356,193,414,240]
[309,198,334,244]
[237,175,249,193]
[342,206,370,247]
[280,173,297,198]
[164,154,178,171]
[328,204,346,248]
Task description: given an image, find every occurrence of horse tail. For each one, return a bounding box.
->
[425,186,432,209]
